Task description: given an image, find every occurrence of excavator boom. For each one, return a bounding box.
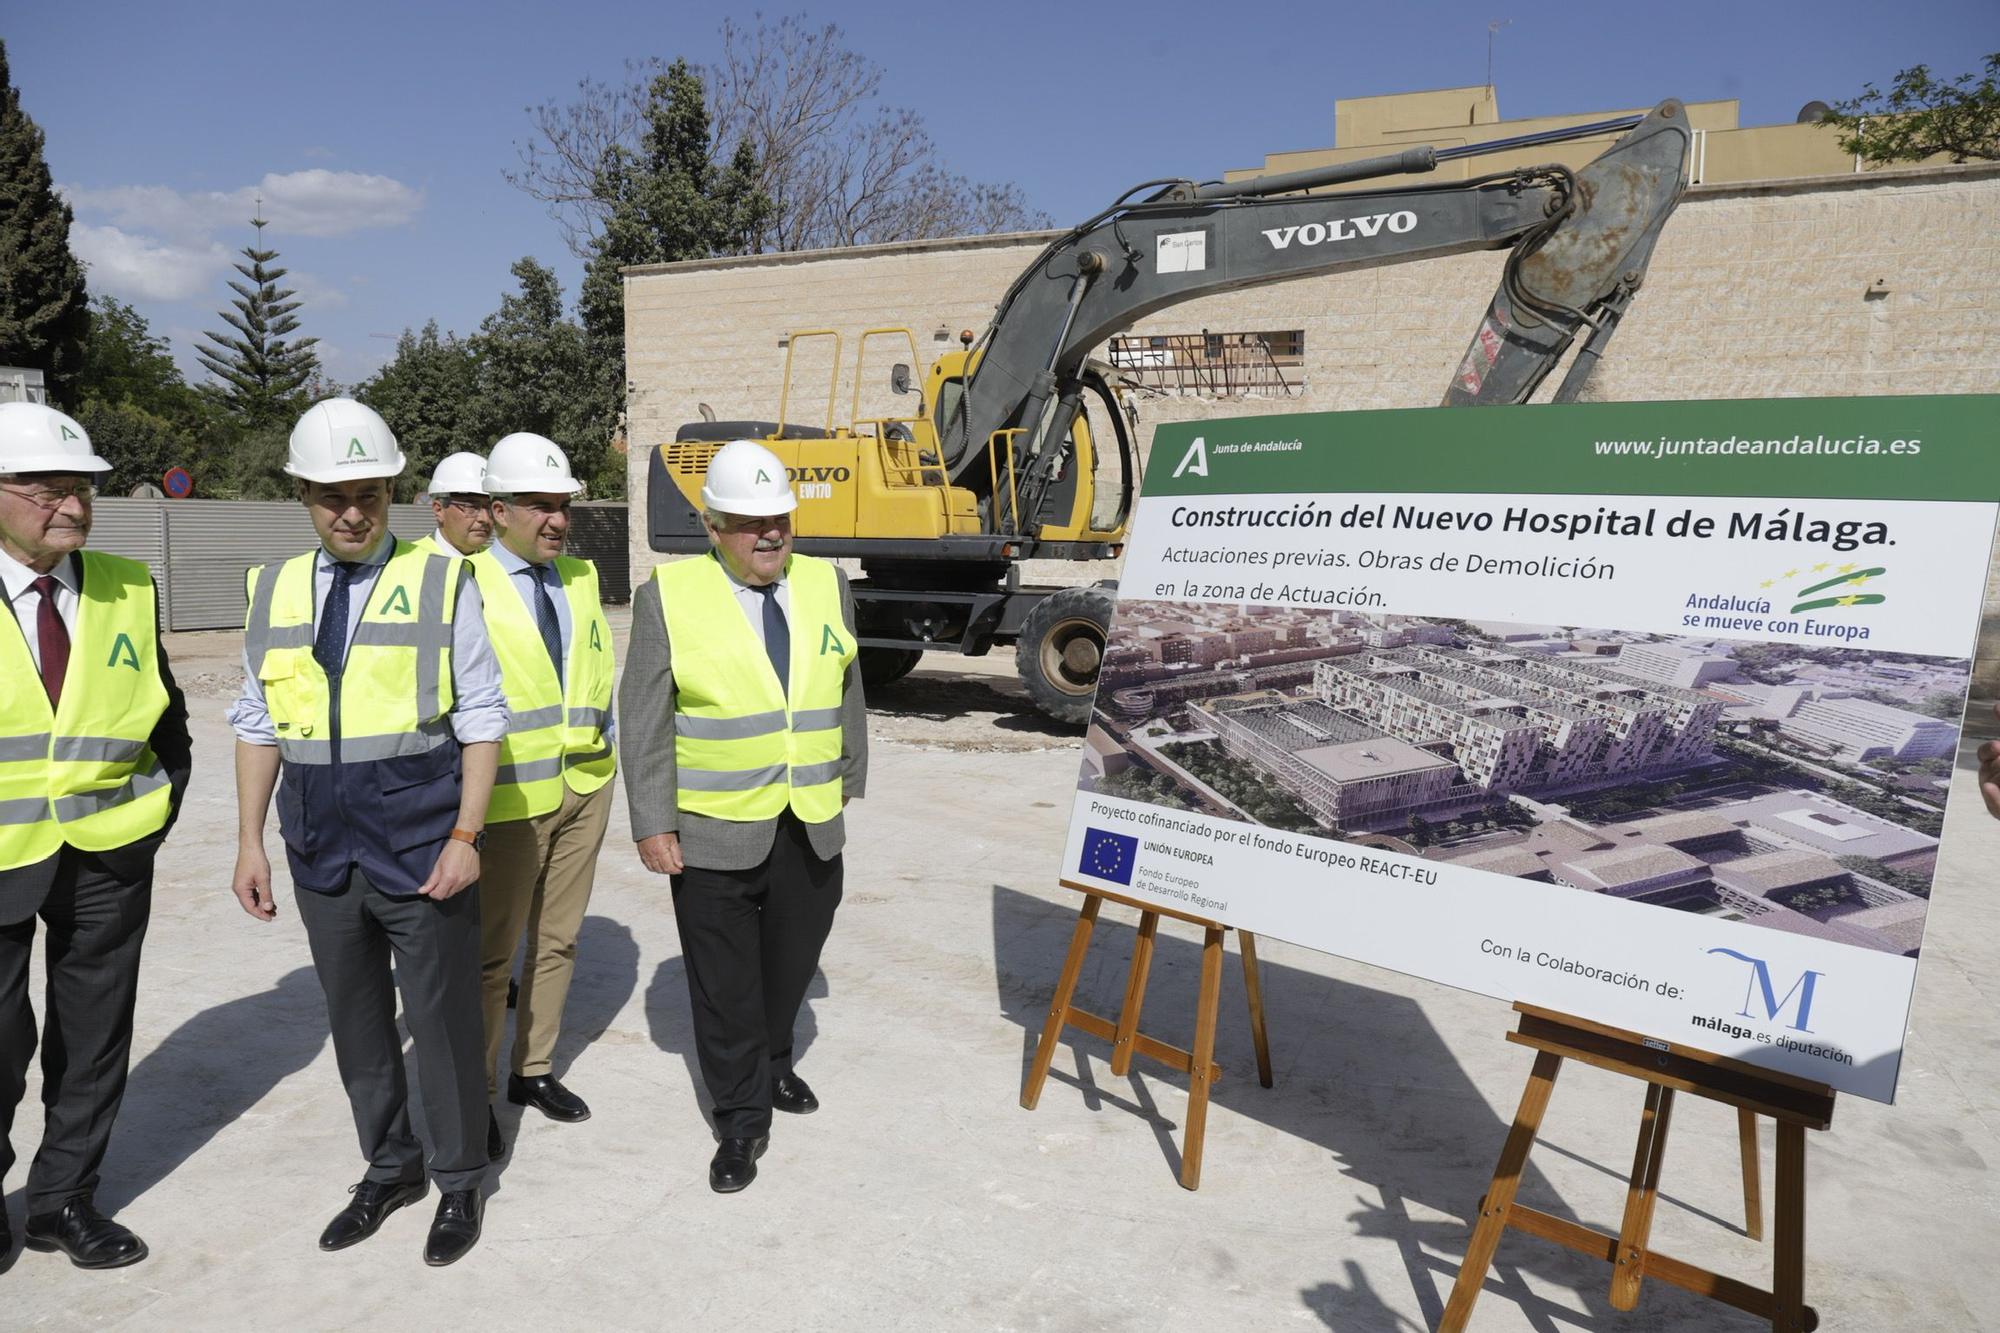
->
[950,100,1692,486]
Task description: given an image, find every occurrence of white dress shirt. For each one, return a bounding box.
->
[0,545,79,672]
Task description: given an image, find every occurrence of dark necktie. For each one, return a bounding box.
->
[32,574,68,707]
[314,561,359,675]
[754,583,788,698]
[529,564,564,685]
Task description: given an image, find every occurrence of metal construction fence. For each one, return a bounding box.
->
[87,499,631,631]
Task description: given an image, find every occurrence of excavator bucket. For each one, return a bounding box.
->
[1443,100,1692,406]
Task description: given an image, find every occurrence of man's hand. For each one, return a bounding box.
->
[1979,702,2000,818]
[418,839,480,900]
[231,846,277,921]
[638,832,683,875]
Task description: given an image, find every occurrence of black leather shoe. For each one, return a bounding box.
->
[772,1071,819,1115]
[507,1072,590,1123]
[487,1110,507,1162]
[709,1136,769,1193]
[422,1190,482,1267]
[23,1198,148,1269]
[317,1179,425,1252]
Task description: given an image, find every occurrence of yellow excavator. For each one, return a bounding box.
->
[647,101,1692,723]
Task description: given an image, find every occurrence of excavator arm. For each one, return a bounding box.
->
[948,99,1692,502]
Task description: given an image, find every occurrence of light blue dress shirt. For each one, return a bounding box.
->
[227,534,509,745]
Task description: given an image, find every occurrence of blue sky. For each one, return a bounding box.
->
[12,0,1997,385]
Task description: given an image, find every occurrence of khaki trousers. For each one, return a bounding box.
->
[480,777,614,1093]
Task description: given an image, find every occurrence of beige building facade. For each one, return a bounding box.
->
[629,164,1997,548]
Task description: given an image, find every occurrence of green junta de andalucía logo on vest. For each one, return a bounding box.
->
[820,623,845,656]
[106,632,140,670]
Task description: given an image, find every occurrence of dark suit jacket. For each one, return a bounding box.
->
[620,561,868,872]
[0,554,193,925]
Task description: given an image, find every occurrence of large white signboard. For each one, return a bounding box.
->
[1064,395,1998,1102]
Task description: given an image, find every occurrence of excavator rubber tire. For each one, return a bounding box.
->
[859,647,923,689]
[1016,586,1116,727]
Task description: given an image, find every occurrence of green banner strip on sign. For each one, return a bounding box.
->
[1143,394,2000,502]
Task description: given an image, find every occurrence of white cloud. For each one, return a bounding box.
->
[287,269,350,310]
[67,223,232,302]
[61,169,424,241]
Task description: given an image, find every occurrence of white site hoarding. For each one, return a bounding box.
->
[1063,395,1998,1102]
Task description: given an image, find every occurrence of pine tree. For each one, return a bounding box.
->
[196,212,321,425]
[0,39,90,403]
[576,60,769,448]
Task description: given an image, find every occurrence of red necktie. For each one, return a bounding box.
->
[32,574,69,707]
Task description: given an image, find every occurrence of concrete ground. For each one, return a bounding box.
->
[6,608,1998,1331]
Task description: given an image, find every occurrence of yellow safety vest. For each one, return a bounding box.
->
[470,549,616,821]
[0,551,172,870]
[655,554,854,823]
[244,540,460,764]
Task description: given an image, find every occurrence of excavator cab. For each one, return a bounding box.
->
[653,327,1130,551]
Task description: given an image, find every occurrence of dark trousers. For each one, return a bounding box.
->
[672,813,842,1140]
[0,848,152,1213]
[293,868,487,1193]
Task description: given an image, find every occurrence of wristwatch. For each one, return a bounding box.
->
[449,827,486,851]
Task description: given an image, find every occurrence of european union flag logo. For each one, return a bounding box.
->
[1080,827,1138,885]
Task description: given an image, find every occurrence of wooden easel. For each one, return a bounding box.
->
[1019,880,1273,1190]
[1442,1004,1836,1332]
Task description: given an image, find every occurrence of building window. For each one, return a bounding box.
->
[1107,329,1306,398]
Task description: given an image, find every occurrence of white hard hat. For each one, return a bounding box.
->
[0,402,112,475]
[701,439,796,517]
[484,432,583,495]
[428,451,490,497]
[285,398,405,483]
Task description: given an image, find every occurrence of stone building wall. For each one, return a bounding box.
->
[624,164,2000,688]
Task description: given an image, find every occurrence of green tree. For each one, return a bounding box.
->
[197,216,321,426]
[1823,54,2000,165]
[0,40,89,403]
[472,258,619,495]
[72,297,216,493]
[576,60,770,451]
[355,321,482,500]
[74,400,187,496]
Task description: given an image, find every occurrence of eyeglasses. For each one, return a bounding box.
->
[439,498,490,514]
[1,481,96,509]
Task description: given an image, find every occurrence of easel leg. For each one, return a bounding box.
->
[1739,1107,1764,1241]
[1609,1085,1676,1310]
[1439,1050,1564,1332]
[1237,931,1274,1089]
[1021,894,1102,1111]
[1177,924,1226,1191]
[1772,1121,1808,1332]
[1109,911,1159,1077]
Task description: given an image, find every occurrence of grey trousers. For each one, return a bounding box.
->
[0,848,153,1212]
[294,868,487,1193]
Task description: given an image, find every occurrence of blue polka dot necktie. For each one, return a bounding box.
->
[313,561,359,675]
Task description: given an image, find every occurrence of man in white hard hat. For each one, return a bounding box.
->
[420,451,492,557]
[621,439,867,1193]
[227,397,508,1266]
[468,434,616,1151]
[0,403,190,1269]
